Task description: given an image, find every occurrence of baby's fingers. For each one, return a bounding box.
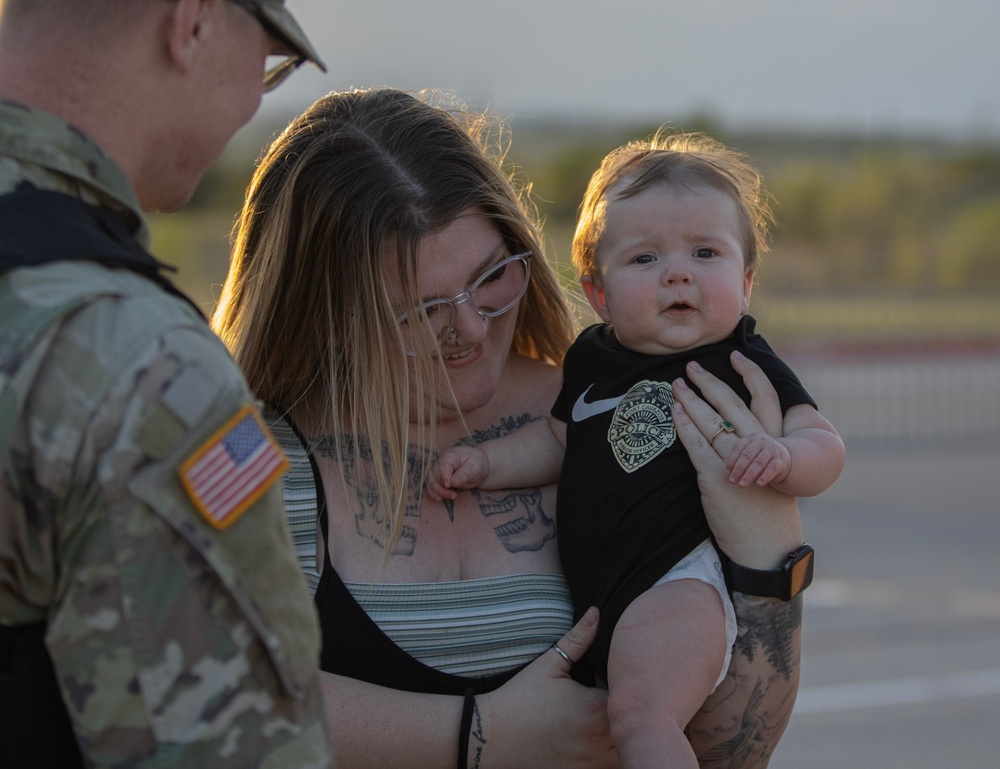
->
[426,463,460,499]
[726,437,765,480]
[727,438,768,486]
[425,475,458,501]
[725,436,752,475]
[752,458,785,487]
[449,467,475,488]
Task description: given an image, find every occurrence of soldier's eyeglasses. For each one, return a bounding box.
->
[229,0,306,92]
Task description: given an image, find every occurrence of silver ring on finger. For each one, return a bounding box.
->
[709,420,736,445]
[552,644,572,665]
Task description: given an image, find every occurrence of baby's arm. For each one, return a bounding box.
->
[427,418,567,501]
[726,403,845,497]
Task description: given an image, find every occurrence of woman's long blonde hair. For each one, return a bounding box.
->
[212,88,574,553]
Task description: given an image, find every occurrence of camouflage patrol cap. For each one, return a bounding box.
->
[245,0,326,73]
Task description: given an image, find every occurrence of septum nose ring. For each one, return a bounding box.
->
[447,306,490,344]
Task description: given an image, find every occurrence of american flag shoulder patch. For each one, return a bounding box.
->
[180,405,289,530]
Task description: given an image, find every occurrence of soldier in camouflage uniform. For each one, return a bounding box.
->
[0,1,335,767]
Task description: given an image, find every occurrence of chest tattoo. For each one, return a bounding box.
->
[312,433,429,556]
[461,413,556,553]
[313,412,555,556]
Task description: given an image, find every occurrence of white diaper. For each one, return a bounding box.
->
[653,538,737,693]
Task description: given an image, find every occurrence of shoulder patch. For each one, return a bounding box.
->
[180,405,288,529]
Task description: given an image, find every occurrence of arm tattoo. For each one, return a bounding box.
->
[688,594,803,769]
[469,697,486,769]
[732,591,802,681]
[695,679,772,769]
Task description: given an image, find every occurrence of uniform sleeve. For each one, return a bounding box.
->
[32,298,333,768]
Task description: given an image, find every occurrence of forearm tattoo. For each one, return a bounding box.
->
[311,413,556,556]
[469,697,486,769]
[688,594,803,769]
[731,592,802,681]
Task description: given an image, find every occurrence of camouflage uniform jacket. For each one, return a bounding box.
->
[0,101,334,768]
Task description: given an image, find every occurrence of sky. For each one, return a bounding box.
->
[257,0,1000,141]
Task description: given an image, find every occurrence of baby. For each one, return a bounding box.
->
[429,131,845,768]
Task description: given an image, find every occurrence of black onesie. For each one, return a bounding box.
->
[551,315,815,678]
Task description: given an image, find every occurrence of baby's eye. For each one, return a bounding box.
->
[633,253,657,265]
[693,248,716,260]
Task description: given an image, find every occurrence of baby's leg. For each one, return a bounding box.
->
[606,578,729,769]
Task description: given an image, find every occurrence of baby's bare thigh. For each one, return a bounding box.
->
[607,580,729,720]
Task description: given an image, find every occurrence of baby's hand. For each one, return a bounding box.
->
[426,446,490,501]
[726,433,791,488]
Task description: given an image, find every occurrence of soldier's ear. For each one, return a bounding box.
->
[166,0,214,73]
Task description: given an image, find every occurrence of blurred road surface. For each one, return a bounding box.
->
[771,447,1000,769]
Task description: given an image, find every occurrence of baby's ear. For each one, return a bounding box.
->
[741,266,755,314]
[581,275,611,323]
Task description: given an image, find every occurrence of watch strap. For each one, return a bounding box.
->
[718,544,814,601]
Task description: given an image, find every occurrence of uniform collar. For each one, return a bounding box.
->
[0,100,149,248]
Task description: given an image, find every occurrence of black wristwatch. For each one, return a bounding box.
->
[719,543,815,601]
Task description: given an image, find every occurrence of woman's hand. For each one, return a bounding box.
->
[676,354,782,442]
[320,611,617,769]
[479,607,619,769]
[674,352,805,768]
[671,353,802,569]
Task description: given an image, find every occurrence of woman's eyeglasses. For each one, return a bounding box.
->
[396,252,532,355]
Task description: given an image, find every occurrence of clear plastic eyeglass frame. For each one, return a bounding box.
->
[396,252,532,355]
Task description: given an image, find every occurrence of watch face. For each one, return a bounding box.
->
[789,547,815,598]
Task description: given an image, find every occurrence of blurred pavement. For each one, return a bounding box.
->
[771,447,1000,769]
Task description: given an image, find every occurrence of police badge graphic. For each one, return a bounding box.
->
[606,380,676,472]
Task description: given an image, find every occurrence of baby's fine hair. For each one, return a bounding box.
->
[572,129,775,278]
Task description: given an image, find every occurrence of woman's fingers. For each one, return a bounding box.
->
[675,399,803,567]
[550,606,599,672]
[678,360,763,433]
[672,397,726,472]
[673,352,783,452]
[671,376,746,460]
[728,350,783,436]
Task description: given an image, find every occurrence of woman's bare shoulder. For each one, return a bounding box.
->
[505,354,563,403]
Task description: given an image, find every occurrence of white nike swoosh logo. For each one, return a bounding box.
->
[571,385,625,422]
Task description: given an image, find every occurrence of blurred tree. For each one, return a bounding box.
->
[150,115,1000,337]
[939,196,1000,286]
